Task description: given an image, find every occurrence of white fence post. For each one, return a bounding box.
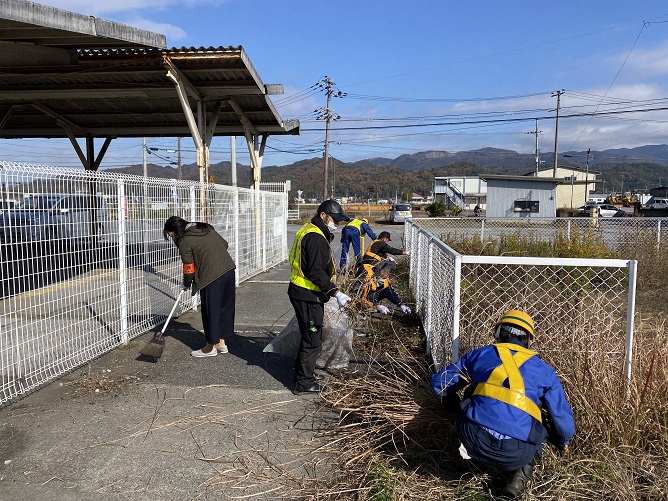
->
[624,259,638,398]
[262,192,267,271]
[117,179,129,344]
[233,187,240,286]
[425,237,434,358]
[451,254,462,363]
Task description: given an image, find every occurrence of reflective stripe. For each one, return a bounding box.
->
[183,263,195,274]
[346,218,364,231]
[364,239,383,262]
[472,343,543,422]
[289,223,334,291]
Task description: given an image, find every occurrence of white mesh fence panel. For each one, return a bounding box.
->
[409,216,665,254]
[0,161,287,404]
[405,219,637,393]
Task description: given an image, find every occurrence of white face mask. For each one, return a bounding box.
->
[327,220,337,232]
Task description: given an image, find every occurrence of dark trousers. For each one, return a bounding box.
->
[458,419,542,471]
[289,297,324,390]
[200,269,236,345]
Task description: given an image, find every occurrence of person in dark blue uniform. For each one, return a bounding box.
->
[339,217,377,269]
[432,310,575,498]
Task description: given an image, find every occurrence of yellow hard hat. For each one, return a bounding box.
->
[495,310,535,340]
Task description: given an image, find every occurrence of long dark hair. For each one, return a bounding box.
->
[163,216,211,243]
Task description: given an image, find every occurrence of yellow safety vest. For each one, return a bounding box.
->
[364,239,384,262]
[472,343,543,422]
[289,222,335,291]
[346,218,365,231]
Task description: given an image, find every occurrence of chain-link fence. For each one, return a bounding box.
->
[409,216,665,256]
[406,218,637,394]
[0,161,288,404]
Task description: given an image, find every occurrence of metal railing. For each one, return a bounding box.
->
[0,161,288,404]
[406,217,637,395]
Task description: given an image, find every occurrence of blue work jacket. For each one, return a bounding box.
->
[432,341,575,447]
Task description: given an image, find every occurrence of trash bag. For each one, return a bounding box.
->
[316,300,354,370]
[263,314,301,358]
[263,300,355,371]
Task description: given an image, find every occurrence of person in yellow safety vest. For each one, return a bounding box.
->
[351,260,411,315]
[339,217,377,269]
[362,231,407,266]
[431,310,575,498]
[288,199,351,395]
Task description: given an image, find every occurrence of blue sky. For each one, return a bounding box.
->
[4,1,668,171]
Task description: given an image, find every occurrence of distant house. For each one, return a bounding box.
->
[481,174,562,218]
[649,186,668,198]
[410,193,426,204]
[533,166,599,209]
[433,176,487,210]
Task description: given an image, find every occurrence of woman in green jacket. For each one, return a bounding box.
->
[164,216,236,357]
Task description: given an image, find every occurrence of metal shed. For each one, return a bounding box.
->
[481,174,563,218]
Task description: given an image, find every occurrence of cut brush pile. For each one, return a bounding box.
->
[294,259,668,500]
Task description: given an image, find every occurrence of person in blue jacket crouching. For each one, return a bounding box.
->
[431,310,575,498]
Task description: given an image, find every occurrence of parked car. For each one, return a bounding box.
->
[576,203,625,218]
[0,193,108,243]
[648,197,668,209]
[389,203,412,223]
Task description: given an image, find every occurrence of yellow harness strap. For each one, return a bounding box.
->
[473,343,543,422]
[364,239,383,262]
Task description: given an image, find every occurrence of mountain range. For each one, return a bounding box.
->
[106,144,668,199]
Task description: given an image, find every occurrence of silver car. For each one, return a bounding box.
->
[0,193,108,243]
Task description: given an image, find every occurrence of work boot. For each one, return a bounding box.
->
[501,462,534,498]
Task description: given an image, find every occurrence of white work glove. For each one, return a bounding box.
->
[404,251,410,256]
[387,256,396,262]
[400,304,411,314]
[335,291,351,307]
[179,282,189,291]
[377,305,390,315]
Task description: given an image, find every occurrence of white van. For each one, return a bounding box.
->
[648,197,668,209]
[389,203,412,223]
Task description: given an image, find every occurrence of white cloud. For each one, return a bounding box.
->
[611,41,668,78]
[124,17,187,41]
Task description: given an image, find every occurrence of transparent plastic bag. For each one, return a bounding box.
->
[263,300,354,370]
[316,300,354,370]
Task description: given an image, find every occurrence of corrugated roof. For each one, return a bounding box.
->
[0,45,298,139]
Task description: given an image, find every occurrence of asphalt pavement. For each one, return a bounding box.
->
[0,221,407,501]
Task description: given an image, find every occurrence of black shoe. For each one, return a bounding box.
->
[293,383,323,395]
[313,373,324,381]
[501,462,534,498]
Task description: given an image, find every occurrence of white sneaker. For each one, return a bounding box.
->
[191,348,217,358]
[216,344,228,354]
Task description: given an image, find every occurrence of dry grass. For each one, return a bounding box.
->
[298,252,668,500]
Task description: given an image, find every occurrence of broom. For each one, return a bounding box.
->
[140,290,184,358]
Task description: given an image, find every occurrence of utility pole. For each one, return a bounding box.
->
[584,148,591,205]
[525,119,543,175]
[552,90,564,177]
[177,137,182,180]
[318,76,343,200]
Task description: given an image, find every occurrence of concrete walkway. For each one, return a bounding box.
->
[0,222,405,500]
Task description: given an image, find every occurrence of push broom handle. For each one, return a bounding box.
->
[161,289,185,335]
